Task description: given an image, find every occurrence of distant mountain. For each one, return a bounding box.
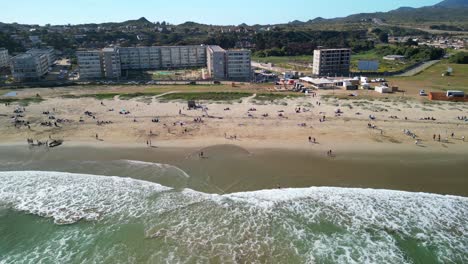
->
[435,0,468,8]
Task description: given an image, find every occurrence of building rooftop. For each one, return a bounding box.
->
[208,45,225,52]
[315,48,351,51]
[12,53,36,60]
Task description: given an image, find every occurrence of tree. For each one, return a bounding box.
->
[378,32,389,43]
[449,52,468,64]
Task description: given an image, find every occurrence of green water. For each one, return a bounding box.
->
[0,170,467,263]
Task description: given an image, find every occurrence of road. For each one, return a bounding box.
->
[251,61,288,74]
[395,60,440,77]
[373,19,468,35]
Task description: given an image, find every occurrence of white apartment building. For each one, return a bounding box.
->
[76,50,103,79]
[312,48,351,77]
[10,53,49,81]
[120,45,206,70]
[226,50,251,81]
[120,46,161,69]
[206,45,226,80]
[78,45,251,81]
[26,48,56,67]
[0,48,9,68]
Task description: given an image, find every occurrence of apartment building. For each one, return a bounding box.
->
[77,48,121,79]
[206,45,226,80]
[78,45,251,81]
[226,50,251,81]
[76,50,103,79]
[101,47,121,79]
[312,48,351,77]
[206,46,251,81]
[26,48,56,67]
[10,53,49,81]
[120,46,161,69]
[0,48,9,68]
[120,45,206,70]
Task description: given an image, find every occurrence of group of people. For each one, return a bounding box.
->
[419,117,437,121]
[97,120,113,126]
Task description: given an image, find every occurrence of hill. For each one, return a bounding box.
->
[435,0,468,7]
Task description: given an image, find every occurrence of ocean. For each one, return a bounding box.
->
[1,168,467,263]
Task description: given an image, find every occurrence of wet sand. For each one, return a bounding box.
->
[1,144,467,197]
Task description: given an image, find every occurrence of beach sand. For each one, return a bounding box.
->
[1,87,467,195]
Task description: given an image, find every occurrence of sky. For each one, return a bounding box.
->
[1,0,442,26]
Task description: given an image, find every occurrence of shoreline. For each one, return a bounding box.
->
[1,143,467,197]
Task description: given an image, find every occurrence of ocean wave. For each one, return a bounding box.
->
[0,171,467,263]
[0,171,171,225]
[118,159,191,178]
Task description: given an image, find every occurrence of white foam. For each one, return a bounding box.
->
[1,171,467,263]
[119,159,191,178]
[0,171,171,225]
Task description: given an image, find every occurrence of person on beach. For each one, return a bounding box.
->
[96,134,98,140]
[433,134,436,141]
[438,134,441,142]
[462,136,465,142]
[308,136,312,142]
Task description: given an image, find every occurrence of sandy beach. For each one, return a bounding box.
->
[1,85,467,196]
[1,85,467,154]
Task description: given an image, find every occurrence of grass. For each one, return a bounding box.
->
[252,55,312,64]
[255,93,303,101]
[119,92,160,100]
[0,97,45,106]
[62,93,120,100]
[159,92,253,101]
[351,50,416,73]
[387,60,468,94]
[62,92,160,100]
[252,55,312,72]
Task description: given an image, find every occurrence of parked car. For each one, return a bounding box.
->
[419,89,427,96]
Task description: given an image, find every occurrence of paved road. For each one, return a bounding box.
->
[396,60,440,77]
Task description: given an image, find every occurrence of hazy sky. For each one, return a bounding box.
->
[2,0,442,25]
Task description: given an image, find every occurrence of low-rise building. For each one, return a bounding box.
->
[10,53,49,81]
[0,48,9,68]
[383,55,405,61]
[312,48,351,77]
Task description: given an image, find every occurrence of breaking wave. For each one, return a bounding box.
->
[0,171,467,263]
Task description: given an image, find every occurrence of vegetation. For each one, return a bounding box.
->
[449,52,468,64]
[388,60,468,93]
[255,93,303,101]
[159,92,252,101]
[62,93,120,100]
[0,97,44,106]
[62,92,160,100]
